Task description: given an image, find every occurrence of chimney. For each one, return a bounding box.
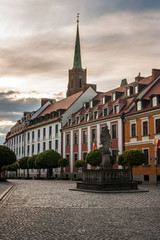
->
[135,73,144,82]
[41,98,56,107]
[152,69,160,81]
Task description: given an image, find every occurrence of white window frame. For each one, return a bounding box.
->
[153,114,160,136]
[129,120,137,141]
[141,117,149,137]
[134,85,138,94]
[137,101,141,111]
[152,96,157,107]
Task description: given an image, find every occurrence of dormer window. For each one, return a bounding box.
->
[137,101,141,111]
[126,88,130,96]
[152,96,157,107]
[134,85,138,94]
[113,105,118,114]
[94,111,98,119]
[76,117,79,124]
[68,119,72,126]
[83,103,86,110]
[85,114,89,121]
[90,100,93,108]
[112,93,116,101]
[103,108,107,117]
[102,96,105,104]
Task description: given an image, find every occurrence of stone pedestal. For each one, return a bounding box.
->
[101,154,112,169]
[76,168,138,191]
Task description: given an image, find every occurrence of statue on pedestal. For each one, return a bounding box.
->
[100,125,112,169]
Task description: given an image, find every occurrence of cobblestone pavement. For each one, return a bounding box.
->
[0,180,160,240]
[0,181,13,200]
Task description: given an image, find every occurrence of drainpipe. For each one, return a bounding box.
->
[121,113,125,152]
[58,117,63,157]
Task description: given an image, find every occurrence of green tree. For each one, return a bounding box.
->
[118,149,147,180]
[85,149,102,167]
[35,150,60,178]
[18,157,29,178]
[58,158,69,178]
[6,162,18,177]
[0,146,16,178]
[27,155,37,169]
[74,160,85,169]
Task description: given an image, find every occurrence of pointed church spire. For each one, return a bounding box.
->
[73,13,82,69]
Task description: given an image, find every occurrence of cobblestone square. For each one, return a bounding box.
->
[0,180,160,240]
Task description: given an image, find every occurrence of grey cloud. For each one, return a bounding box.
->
[0,92,40,112]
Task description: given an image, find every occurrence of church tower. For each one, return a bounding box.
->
[66,14,87,97]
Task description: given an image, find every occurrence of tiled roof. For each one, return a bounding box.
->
[38,91,83,117]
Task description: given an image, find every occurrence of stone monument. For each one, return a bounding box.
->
[76,125,138,191]
[100,125,112,169]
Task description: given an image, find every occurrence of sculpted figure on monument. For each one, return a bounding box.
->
[100,125,111,154]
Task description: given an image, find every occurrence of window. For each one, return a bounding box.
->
[155,119,160,134]
[55,124,58,137]
[66,154,70,160]
[66,134,70,146]
[22,135,24,142]
[19,136,21,143]
[38,129,40,141]
[16,148,18,155]
[134,85,138,94]
[19,147,21,155]
[49,141,52,150]
[114,105,118,114]
[142,121,148,136]
[144,175,149,181]
[104,108,107,117]
[27,145,30,155]
[85,114,89,121]
[55,140,58,150]
[91,129,96,142]
[90,101,93,108]
[43,142,46,151]
[143,149,149,165]
[68,119,71,126]
[82,130,87,144]
[111,124,117,139]
[43,128,46,140]
[152,97,157,107]
[83,152,87,160]
[94,111,97,119]
[27,133,30,142]
[22,146,24,154]
[76,117,79,124]
[17,137,18,144]
[131,123,136,138]
[126,88,130,96]
[37,143,40,153]
[102,97,105,104]
[112,150,117,164]
[157,148,160,165]
[32,144,34,154]
[74,153,78,161]
[79,78,82,88]
[49,126,52,138]
[74,132,78,145]
[137,101,141,111]
[32,131,34,142]
[112,93,116,101]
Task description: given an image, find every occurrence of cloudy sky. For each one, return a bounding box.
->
[1,0,160,145]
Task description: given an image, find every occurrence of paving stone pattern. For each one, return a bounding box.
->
[0,180,160,240]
